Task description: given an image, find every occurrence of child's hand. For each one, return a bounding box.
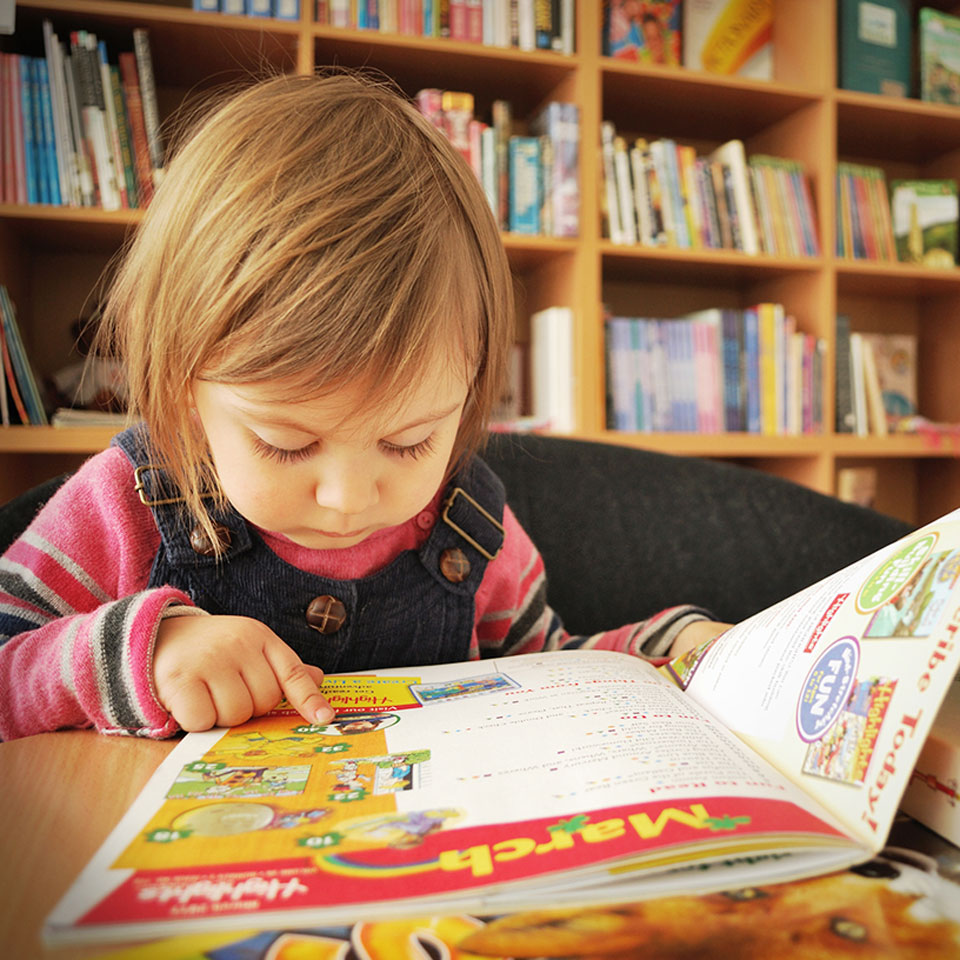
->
[668,619,732,659]
[153,614,334,731]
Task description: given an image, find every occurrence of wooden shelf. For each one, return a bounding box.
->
[2,1,959,525]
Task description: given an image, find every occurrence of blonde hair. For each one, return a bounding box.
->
[99,71,513,539]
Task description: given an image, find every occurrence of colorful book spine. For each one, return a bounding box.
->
[508,136,541,234]
[133,29,164,187]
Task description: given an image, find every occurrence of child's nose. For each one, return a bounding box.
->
[312,457,378,515]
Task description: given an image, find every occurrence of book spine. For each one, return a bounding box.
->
[133,29,164,187]
[0,307,28,424]
[492,98,512,231]
[600,121,622,243]
[508,136,541,235]
[0,286,47,425]
[118,52,154,207]
[835,314,855,433]
[98,42,128,209]
[613,135,637,245]
[109,64,139,207]
[35,59,62,206]
[743,306,761,434]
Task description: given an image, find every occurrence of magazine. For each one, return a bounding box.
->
[81,814,960,958]
[45,509,960,946]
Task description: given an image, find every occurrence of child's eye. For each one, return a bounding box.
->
[251,435,318,464]
[380,435,436,460]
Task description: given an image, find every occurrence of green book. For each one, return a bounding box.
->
[838,0,911,97]
[919,7,960,105]
[889,179,959,268]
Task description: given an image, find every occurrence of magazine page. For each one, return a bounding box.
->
[667,508,960,851]
[46,650,857,945]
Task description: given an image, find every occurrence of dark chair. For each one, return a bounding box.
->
[482,433,913,633]
[0,437,912,632]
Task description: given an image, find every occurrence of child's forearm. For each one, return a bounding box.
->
[0,589,190,740]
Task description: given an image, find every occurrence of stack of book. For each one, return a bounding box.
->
[415,90,579,238]
[604,305,825,435]
[0,285,48,426]
[600,126,819,256]
[0,21,163,209]
[193,0,300,18]
[835,316,918,437]
[835,162,897,261]
[317,0,575,53]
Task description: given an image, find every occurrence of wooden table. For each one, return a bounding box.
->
[0,731,174,959]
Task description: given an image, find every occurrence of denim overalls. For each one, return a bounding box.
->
[113,426,506,673]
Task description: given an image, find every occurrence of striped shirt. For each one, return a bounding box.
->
[0,447,708,740]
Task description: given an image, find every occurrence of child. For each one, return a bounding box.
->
[0,73,726,742]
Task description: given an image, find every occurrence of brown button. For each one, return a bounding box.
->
[306,595,347,634]
[189,523,232,556]
[440,547,471,583]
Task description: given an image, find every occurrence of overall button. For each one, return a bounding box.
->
[440,548,471,583]
[189,523,232,556]
[306,595,347,634]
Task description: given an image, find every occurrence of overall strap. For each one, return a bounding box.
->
[419,455,506,595]
[112,424,253,566]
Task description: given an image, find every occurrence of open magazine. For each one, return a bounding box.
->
[45,508,960,946]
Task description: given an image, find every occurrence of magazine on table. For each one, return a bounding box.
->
[45,509,960,945]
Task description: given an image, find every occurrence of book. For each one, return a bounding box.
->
[837,466,878,508]
[0,285,48,425]
[838,0,911,97]
[132,28,164,189]
[860,332,918,419]
[683,0,773,80]
[529,101,579,238]
[507,136,540,234]
[860,335,889,436]
[710,139,759,255]
[530,305,575,433]
[900,675,960,846]
[919,7,960,105]
[603,0,681,65]
[890,178,959,268]
[118,52,154,208]
[835,314,856,433]
[44,509,960,945]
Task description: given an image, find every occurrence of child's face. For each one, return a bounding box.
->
[192,353,469,550]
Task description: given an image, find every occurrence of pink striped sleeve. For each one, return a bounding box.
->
[0,448,193,740]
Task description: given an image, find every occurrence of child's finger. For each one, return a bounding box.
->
[162,678,217,732]
[267,643,334,725]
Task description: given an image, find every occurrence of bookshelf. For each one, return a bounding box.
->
[1,0,959,528]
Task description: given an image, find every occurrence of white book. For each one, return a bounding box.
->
[711,139,760,255]
[629,142,653,245]
[530,306,576,433]
[849,332,869,438]
[600,122,623,243]
[613,136,637,245]
[861,337,889,437]
[97,44,127,209]
[517,0,536,50]
[42,20,79,206]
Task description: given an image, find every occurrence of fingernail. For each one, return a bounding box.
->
[314,706,334,724]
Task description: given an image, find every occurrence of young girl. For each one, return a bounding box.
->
[0,73,725,742]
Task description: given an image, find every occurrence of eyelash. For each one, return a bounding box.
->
[250,434,436,463]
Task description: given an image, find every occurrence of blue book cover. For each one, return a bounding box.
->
[20,58,39,205]
[721,308,743,432]
[605,317,635,431]
[508,136,541,235]
[245,0,272,16]
[743,307,761,434]
[35,59,61,206]
[273,0,300,19]
[29,58,52,204]
[630,319,649,432]
[192,0,220,10]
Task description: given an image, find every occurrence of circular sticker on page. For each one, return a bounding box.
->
[856,533,938,613]
[796,637,860,743]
